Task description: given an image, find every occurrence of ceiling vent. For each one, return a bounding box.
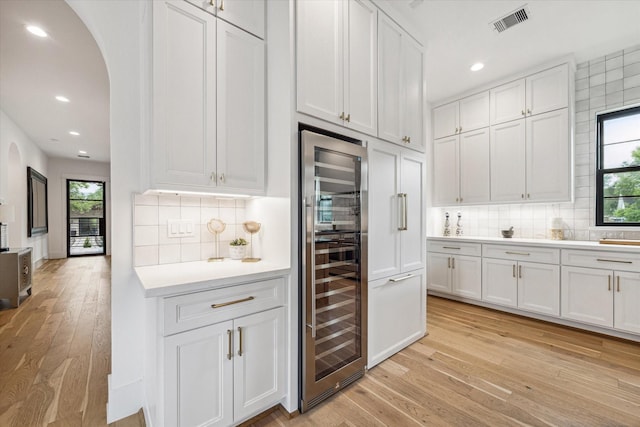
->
[491,5,530,33]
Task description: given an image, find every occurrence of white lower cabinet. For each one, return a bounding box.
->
[482,258,517,307]
[427,242,482,300]
[368,271,425,368]
[158,277,287,427]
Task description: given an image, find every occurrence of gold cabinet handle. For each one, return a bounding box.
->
[447,257,451,268]
[521,110,525,116]
[596,258,632,264]
[521,194,524,199]
[506,251,530,256]
[451,257,455,269]
[210,172,217,183]
[608,275,611,291]
[518,265,522,279]
[339,112,345,120]
[219,0,224,11]
[527,193,530,199]
[442,246,461,250]
[219,173,225,183]
[512,264,516,278]
[227,329,233,360]
[237,326,243,356]
[407,136,411,144]
[211,296,255,309]
[617,276,620,292]
[209,0,215,6]
[389,274,414,283]
[345,113,350,122]
[527,108,532,115]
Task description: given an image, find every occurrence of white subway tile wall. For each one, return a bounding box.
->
[133,194,251,267]
[431,44,640,241]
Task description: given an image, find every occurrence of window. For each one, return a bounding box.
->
[596,105,640,226]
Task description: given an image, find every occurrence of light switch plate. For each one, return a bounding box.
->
[167,219,195,238]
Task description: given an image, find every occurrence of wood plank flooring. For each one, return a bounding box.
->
[256,296,640,427]
[0,256,141,427]
[2,256,639,426]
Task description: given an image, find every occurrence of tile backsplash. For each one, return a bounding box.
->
[133,193,255,267]
[430,43,640,242]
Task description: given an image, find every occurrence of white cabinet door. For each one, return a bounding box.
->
[459,128,490,204]
[234,307,285,422]
[165,321,233,427]
[378,13,403,143]
[614,271,640,334]
[459,92,489,134]
[427,252,451,293]
[216,21,265,192]
[433,101,458,140]
[368,142,401,280]
[517,262,560,316]
[526,109,569,201]
[345,0,377,135]
[451,255,482,300]
[490,79,525,125]
[490,120,526,202]
[402,35,424,150]
[482,258,517,307]
[216,0,265,39]
[153,0,217,188]
[526,64,568,116]
[368,272,425,368]
[296,0,343,125]
[561,266,613,328]
[432,136,459,206]
[400,152,425,272]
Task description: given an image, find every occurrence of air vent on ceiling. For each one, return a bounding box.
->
[491,5,530,33]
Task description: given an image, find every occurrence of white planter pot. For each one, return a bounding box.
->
[229,245,246,260]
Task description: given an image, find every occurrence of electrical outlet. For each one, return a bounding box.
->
[167,219,195,238]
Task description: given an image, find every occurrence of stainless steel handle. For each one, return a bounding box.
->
[617,276,620,292]
[398,193,407,231]
[211,296,254,309]
[506,251,530,256]
[608,275,611,291]
[227,329,233,360]
[443,246,461,250]
[390,274,414,283]
[219,0,224,11]
[512,264,516,278]
[597,258,633,264]
[518,265,522,279]
[451,257,455,269]
[237,326,243,356]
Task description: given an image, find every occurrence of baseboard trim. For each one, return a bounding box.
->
[106,375,144,423]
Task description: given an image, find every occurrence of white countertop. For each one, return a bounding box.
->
[135,260,291,297]
[427,235,640,253]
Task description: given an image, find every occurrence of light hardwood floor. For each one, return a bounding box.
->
[2,257,639,426]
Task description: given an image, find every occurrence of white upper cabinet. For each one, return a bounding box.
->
[432,135,459,206]
[216,20,265,192]
[186,0,265,38]
[151,0,265,195]
[433,91,489,139]
[490,64,568,125]
[378,13,424,151]
[297,0,378,136]
[490,120,526,202]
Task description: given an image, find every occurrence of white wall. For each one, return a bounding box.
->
[47,157,111,259]
[65,0,147,422]
[0,109,49,264]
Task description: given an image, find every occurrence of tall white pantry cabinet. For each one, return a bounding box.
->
[367,140,426,368]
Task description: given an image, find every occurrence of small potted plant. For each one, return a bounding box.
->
[229,238,248,260]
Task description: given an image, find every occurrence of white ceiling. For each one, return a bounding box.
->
[0,0,109,163]
[1,1,639,163]
[389,0,640,104]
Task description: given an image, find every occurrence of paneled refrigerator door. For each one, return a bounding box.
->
[301,129,368,412]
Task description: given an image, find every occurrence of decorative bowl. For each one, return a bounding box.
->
[501,229,514,238]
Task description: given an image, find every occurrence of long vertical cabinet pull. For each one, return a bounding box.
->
[451,257,455,269]
[447,257,451,268]
[304,198,317,338]
[237,326,243,356]
[518,265,522,279]
[608,275,611,291]
[227,329,233,360]
[397,193,408,230]
[617,276,620,292]
[512,265,516,278]
[219,0,225,11]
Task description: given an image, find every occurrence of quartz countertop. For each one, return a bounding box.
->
[427,235,640,253]
[135,260,291,297]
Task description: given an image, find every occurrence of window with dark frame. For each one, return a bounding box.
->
[596,105,640,226]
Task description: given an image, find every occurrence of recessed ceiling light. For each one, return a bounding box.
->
[55,95,70,103]
[79,150,87,154]
[470,62,485,72]
[26,25,48,38]
[69,131,80,136]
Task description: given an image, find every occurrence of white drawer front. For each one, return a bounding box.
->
[162,277,285,336]
[483,244,559,264]
[427,240,482,256]
[562,250,640,272]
